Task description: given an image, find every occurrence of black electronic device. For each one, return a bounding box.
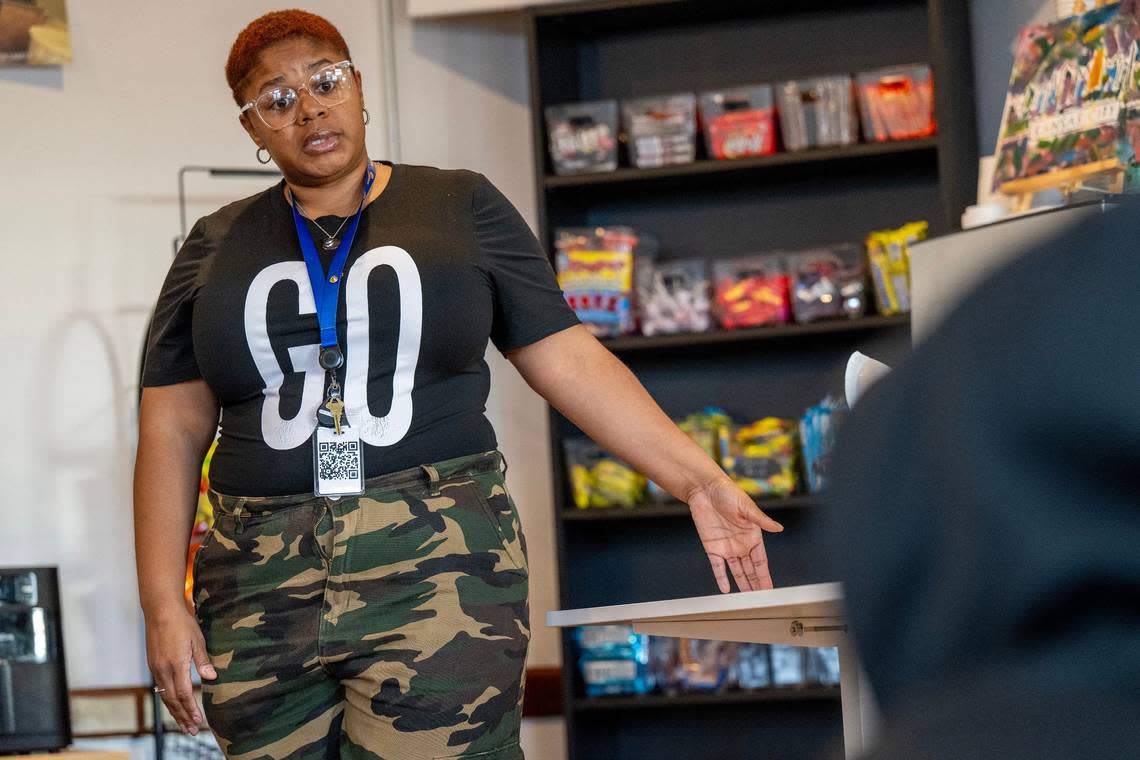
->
[0,567,71,753]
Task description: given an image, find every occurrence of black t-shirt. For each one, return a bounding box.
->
[143,163,579,496]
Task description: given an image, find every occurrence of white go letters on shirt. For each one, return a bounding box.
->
[243,246,423,450]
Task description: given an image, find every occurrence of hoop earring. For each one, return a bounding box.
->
[256,147,271,165]
[362,108,370,125]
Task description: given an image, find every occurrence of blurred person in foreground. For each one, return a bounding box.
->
[821,203,1140,759]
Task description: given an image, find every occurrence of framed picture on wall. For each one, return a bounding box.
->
[0,0,70,66]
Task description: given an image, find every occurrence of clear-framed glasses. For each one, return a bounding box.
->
[240,60,355,131]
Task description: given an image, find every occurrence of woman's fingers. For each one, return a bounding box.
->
[740,554,762,590]
[741,502,784,533]
[742,551,772,591]
[749,543,774,590]
[155,668,194,734]
[192,633,217,681]
[154,651,203,734]
[726,557,751,592]
[173,663,202,735]
[706,549,774,593]
[706,553,731,594]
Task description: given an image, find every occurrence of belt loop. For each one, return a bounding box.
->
[232,498,247,534]
[421,464,441,496]
[499,451,508,476]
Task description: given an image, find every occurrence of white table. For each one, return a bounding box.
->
[548,582,877,758]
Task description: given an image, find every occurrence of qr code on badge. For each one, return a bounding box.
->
[317,439,360,481]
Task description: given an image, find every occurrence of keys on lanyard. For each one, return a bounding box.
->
[324,377,345,436]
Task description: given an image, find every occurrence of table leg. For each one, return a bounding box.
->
[838,639,878,758]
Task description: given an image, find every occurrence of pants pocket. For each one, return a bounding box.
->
[467,472,528,574]
[190,523,218,613]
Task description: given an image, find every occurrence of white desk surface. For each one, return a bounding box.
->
[549,582,874,757]
[546,582,844,628]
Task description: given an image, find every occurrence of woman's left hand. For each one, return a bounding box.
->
[686,477,785,593]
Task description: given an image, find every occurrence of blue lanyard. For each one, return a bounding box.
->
[289,163,376,370]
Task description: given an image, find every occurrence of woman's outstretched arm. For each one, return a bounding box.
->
[506,324,784,593]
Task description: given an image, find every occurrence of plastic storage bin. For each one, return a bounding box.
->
[776,76,858,151]
[575,625,653,697]
[554,226,642,337]
[544,100,620,175]
[712,254,791,329]
[770,645,808,687]
[698,84,778,160]
[785,244,868,323]
[636,258,712,336]
[621,93,698,168]
[856,64,936,142]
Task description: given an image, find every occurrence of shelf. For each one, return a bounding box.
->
[544,138,939,192]
[532,0,931,38]
[563,495,815,522]
[574,686,841,712]
[598,314,910,355]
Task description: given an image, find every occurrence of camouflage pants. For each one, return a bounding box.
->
[193,450,530,760]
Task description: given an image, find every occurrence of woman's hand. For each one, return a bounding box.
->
[145,603,217,736]
[686,477,785,593]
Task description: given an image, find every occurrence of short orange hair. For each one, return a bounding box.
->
[226,9,351,106]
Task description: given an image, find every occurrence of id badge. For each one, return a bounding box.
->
[313,424,365,497]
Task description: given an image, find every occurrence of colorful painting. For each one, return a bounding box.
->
[993,1,1140,191]
[0,0,69,65]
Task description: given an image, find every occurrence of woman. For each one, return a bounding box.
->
[135,10,783,759]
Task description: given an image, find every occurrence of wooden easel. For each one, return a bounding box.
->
[999,158,1125,212]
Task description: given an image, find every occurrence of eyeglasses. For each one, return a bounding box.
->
[240,60,355,131]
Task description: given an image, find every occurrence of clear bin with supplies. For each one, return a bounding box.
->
[856,64,936,142]
[544,100,620,175]
[621,93,698,168]
[712,254,791,329]
[636,258,712,336]
[554,226,643,337]
[698,84,778,160]
[785,244,868,324]
[776,76,858,151]
[574,625,653,697]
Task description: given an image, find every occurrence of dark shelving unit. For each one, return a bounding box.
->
[544,136,939,189]
[526,1,977,758]
[574,686,841,712]
[599,314,911,355]
[562,494,816,522]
